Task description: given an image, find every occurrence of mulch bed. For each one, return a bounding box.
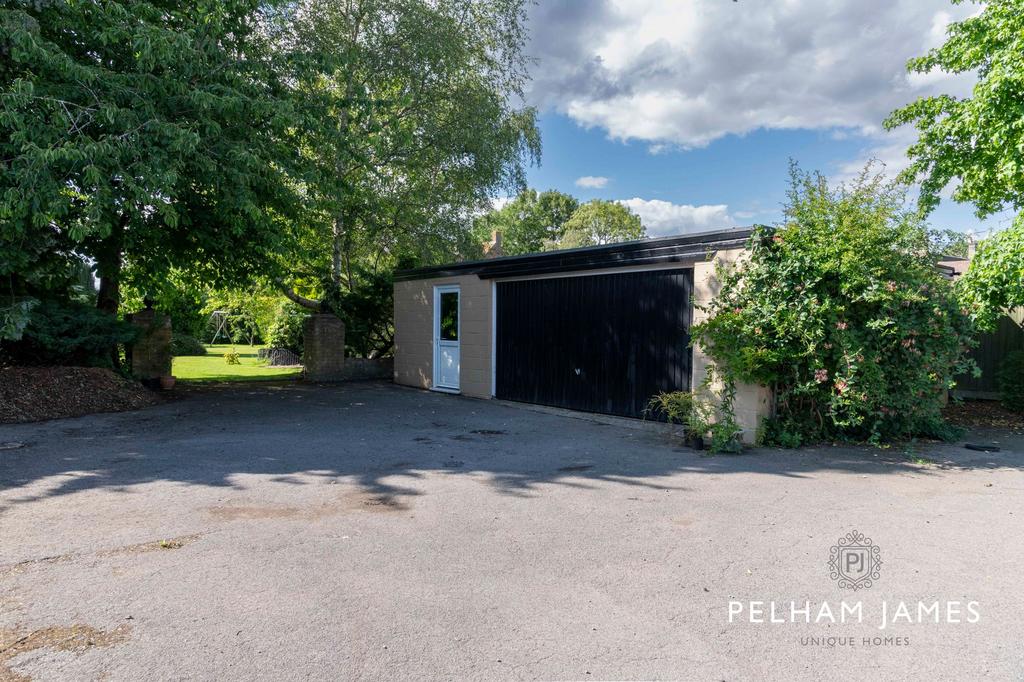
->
[942,399,1024,430]
[0,366,162,424]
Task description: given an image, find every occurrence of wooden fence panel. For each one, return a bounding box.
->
[954,316,1024,398]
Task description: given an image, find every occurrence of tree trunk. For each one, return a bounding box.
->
[95,215,126,367]
[95,263,120,316]
[331,215,344,295]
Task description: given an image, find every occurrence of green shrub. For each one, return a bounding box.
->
[757,418,806,448]
[693,165,977,446]
[266,302,308,356]
[997,350,1024,412]
[1,298,37,342]
[645,382,743,454]
[646,391,699,428]
[646,391,711,437]
[329,268,394,358]
[170,333,207,357]
[224,349,241,365]
[0,299,137,368]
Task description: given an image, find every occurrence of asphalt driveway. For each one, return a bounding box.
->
[1,382,1022,680]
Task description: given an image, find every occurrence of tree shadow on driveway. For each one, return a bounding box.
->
[0,381,1021,513]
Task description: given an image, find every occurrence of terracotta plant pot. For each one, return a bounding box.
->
[159,375,176,390]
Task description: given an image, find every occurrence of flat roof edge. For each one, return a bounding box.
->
[394,227,757,282]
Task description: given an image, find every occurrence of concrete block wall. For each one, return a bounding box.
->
[393,274,492,398]
[692,248,772,444]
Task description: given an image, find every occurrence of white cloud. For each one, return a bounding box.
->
[575,175,610,189]
[618,198,733,237]
[834,128,919,186]
[490,196,512,211]
[525,1,976,149]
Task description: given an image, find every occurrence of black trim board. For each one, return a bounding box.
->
[394,227,755,282]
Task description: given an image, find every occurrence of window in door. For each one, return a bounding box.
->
[439,291,459,340]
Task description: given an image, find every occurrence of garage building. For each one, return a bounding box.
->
[392,229,770,442]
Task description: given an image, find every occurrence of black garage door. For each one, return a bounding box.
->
[495,269,693,418]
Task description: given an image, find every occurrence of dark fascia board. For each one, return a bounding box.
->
[394,227,758,282]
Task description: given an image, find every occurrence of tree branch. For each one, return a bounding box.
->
[276,279,322,311]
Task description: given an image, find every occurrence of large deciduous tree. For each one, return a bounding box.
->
[885,0,1024,216]
[473,189,579,256]
[276,0,540,317]
[956,214,1024,330]
[0,0,303,326]
[554,200,645,249]
[886,0,1024,330]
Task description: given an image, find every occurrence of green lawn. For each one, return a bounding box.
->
[173,344,302,383]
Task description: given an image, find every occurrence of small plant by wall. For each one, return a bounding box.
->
[646,369,743,454]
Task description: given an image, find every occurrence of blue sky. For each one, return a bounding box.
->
[518,0,1014,238]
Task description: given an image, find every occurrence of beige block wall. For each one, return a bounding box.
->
[393,274,493,399]
[692,248,772,443]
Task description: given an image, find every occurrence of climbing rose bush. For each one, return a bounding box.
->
[692,166,977,445]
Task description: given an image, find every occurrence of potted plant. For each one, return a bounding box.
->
[646,391,705,449]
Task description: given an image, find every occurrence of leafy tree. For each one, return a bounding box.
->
[276,0,540,324]
[266,301,309,356]
[928,228,971,258]
[692,165,976,445]
[887,1,1024,332]
[956,215,1024,329]
[0,0,303,324]
[202,288,280,345]
[554,200,645,249]
[473,189,579,256]
[122,271,209,339]
[885,0,1024,216]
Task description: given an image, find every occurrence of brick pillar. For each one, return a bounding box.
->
[303,314,346,381]
[130,306,172,380]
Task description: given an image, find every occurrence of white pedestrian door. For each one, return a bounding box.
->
[433,286,460,390]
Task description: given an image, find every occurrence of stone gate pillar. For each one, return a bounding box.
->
[129,304,172,382]
[303,314,346,381]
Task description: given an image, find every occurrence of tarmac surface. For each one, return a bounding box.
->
[1,381,1022,680]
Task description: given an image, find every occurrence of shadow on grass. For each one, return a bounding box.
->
[0,381,1021,513]
[176,372,302,384]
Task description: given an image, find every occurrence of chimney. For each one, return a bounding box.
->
[484,230,503,258]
